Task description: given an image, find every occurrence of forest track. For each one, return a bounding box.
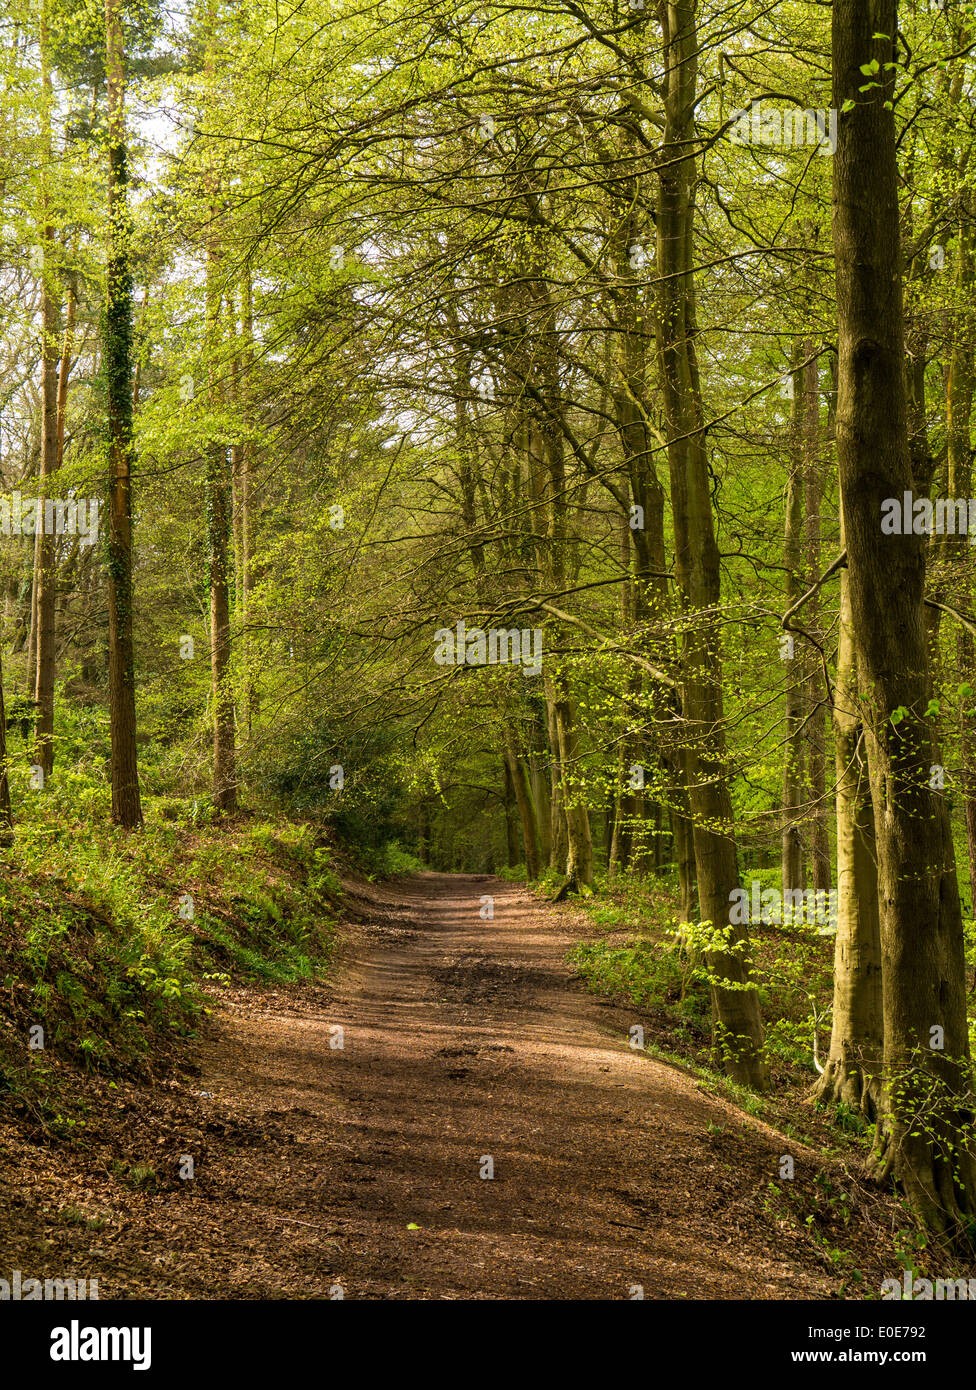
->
[188,872,840,1299]
[0,872,859,1299]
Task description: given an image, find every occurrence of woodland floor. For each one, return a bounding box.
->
[1,873,904,1299]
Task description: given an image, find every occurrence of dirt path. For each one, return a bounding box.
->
[189,872,838,1299]
[2,872,857,1299]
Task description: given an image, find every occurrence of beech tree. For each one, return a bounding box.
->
[832,0,976,1239]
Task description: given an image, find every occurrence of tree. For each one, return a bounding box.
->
[656,0,767,1089]
[832,0,976,1240]
[32,0,60,780]
[104,0,143,827]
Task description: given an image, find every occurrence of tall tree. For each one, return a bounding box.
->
[813,526,882,1117]
[104,0,143,827]
[33,0,59,779]
[782,352,807,897]
[656,0,766,1088]
[833,0,976,1238]
[203,1,236,814]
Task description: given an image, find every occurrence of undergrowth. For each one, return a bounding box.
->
[0,711,345,1138]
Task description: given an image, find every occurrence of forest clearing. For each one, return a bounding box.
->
[1,0,976,1359]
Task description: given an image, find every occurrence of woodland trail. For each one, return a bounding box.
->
[2,873,858,1299]
[189,872,840,1299]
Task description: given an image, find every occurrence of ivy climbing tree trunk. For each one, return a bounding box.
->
[204,2,236,815]
[0,647,12,847]
[205,285,236,814]
[103,0,142,828]
[33,0,58,780]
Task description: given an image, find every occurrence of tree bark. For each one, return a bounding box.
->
[947,196,976,910]
[656,0,766,1088]
[33,0,58,777]
[503,728,541,878]
[104,0,142,828]
[782,362,806,895]
[502,756,520,868]
[206,306,236,814]
[813,526,882,1117]
[0,646,13,846]
[204,9,237,815]
[833,0,976,1239]
[802,341,831,892]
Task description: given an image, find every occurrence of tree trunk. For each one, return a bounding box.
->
[608,724,636,879]
[548,673,593,888]
[813,527,882,1117]
[656,0,766,1087]
[204,12,237,815]
[502,756,520,868]
[782,365,806,895]
[832,0,976,1239]
[237,272,256,735]
[671,790,698,925]
[0,646,13,846]
[528,711,552,865]
[104,0,142,828]
[503,729,541,878]
[802,341,831,892]
[33,0,59,779]
[547,696,568,871]
[206,357,236,812]
[525,301,593,889]
[56,283,75,470]
[947,196,976,911]
[417,800,432,866]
